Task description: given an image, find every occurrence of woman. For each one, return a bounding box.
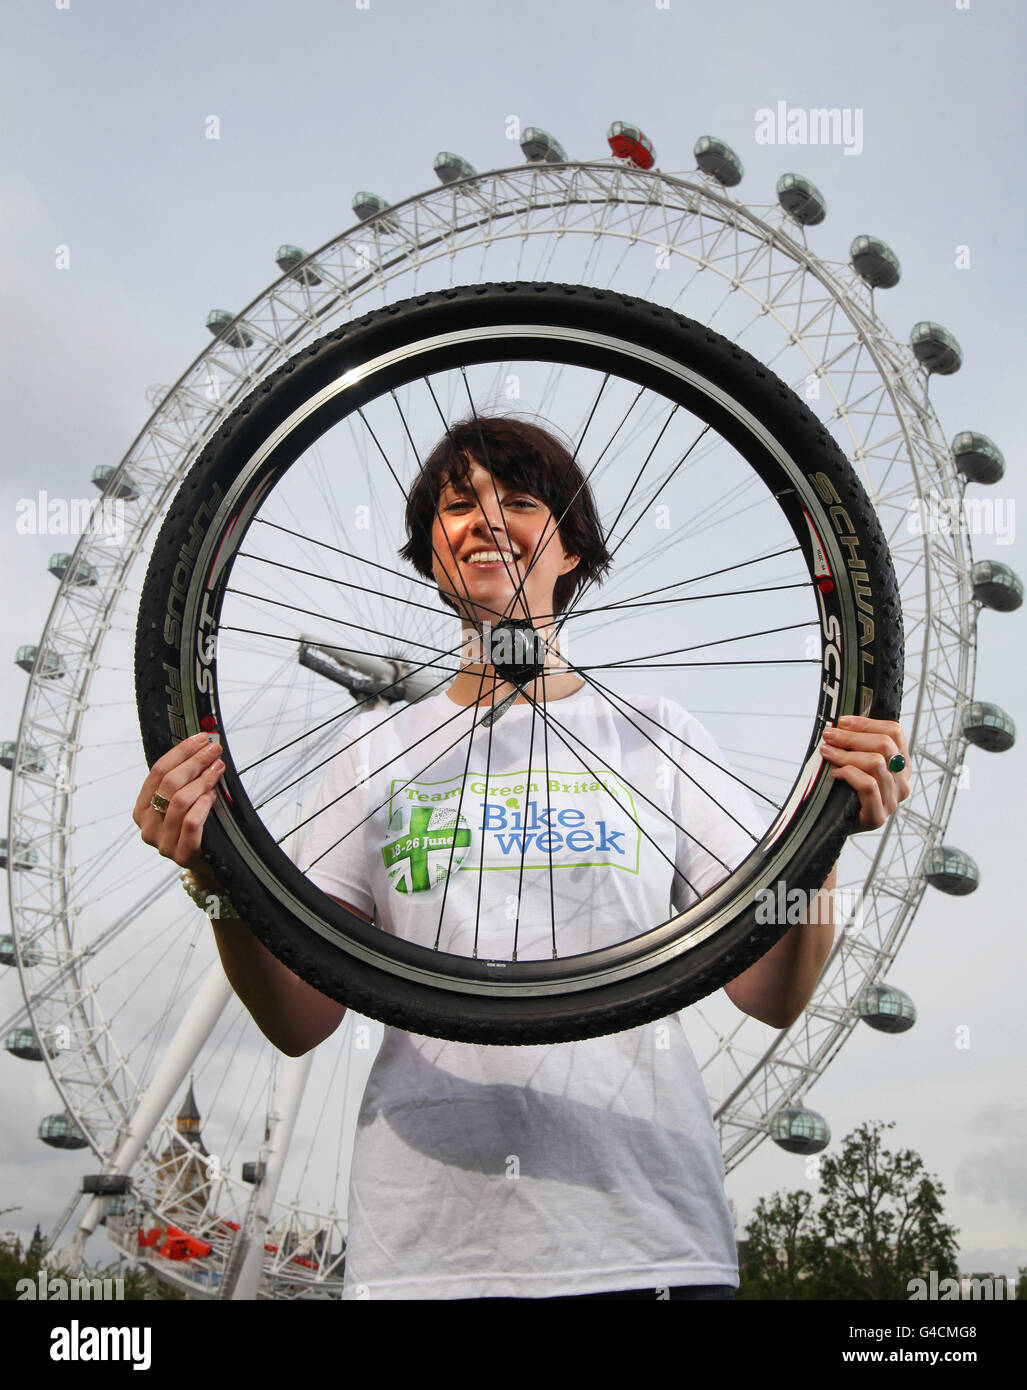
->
[134,414,911,1300]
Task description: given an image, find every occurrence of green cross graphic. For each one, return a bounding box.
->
[382,805,471,893]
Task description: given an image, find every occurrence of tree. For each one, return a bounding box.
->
[735,1190,821,1300]
[739,1120,961,1300]
[0,1229,183,1300]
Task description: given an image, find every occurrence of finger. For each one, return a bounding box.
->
[833,717,911,800]
[822,727,900,760]
[158,760,225,858]
[827,762,887,831]
[837,715,910,761]
[821,747,898,822]
[153,740,223,804]
[134,732,215,824]
[136,741,223,843]
[178,788,220,864]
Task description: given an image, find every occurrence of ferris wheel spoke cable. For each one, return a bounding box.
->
[290,1039,350,1204]
[128,922,211,1093]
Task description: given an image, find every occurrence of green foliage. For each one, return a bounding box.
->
[738,1120,962,1300]
[0,1229,183,1301]
[1016,1266,1027,1300]
[734,1190,822,1300]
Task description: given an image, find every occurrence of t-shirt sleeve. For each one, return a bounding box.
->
[293,726,376,919]
[663,703,770,913]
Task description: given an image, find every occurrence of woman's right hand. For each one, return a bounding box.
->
[133,733,226,893]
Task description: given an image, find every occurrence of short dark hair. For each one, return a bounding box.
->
[397,414,613,619]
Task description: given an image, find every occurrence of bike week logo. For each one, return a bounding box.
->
[381,769,640,895]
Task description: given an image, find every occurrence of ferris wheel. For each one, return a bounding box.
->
[3,120,1020,1299]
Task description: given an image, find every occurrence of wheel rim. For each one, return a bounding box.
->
[141,286,895,1022]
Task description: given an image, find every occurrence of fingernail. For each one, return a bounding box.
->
[192,732,207,743]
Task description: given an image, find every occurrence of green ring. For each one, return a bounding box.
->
[888,754,907,773]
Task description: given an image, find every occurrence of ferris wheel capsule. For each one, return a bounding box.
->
[606,121,655,169]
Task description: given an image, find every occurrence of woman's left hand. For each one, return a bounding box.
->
[819,715,912,833]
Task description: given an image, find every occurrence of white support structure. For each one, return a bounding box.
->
[52,961,234,1272]
[219,1050,313,1300]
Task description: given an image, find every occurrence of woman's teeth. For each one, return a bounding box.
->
[465,551,517,564]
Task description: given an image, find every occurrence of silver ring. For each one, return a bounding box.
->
[150,792,170,816]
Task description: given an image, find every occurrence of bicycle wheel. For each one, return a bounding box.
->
[135,281,903,1044]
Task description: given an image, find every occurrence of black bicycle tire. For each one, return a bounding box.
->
[135,281,904,1045]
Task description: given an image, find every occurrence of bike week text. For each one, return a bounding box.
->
[383,772,640,892]
[811,472,875,721]
[49,1319,151,1372]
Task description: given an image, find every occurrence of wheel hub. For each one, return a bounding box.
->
[485,618,547,687]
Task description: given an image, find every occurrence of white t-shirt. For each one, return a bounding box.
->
[298,685,767,1299]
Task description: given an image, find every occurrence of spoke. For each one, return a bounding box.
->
[358,397,488,628]
[233,552,484,621]
[563,545,804,619]
[552,419,714,647]
[581,657,819,670]
[423,369,618,633]
[223,583,466,658]
[219,620,462,672]
[509,690,719,899]
[570,668,783,811]
[294,689,510,872]
[570,580,812,617]
[246,642,465,797]
[579,618,816,670]
[434,663,494,953]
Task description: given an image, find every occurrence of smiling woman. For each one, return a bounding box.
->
[133,282,907,1301]
[295,409,775,1297]
[397,414,614,708]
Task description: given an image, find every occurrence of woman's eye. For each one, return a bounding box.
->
[444,498,536,511]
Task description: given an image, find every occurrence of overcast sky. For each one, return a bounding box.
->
[1,0,1025,1284]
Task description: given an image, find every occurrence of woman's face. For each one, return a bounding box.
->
[430,457,580,628]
